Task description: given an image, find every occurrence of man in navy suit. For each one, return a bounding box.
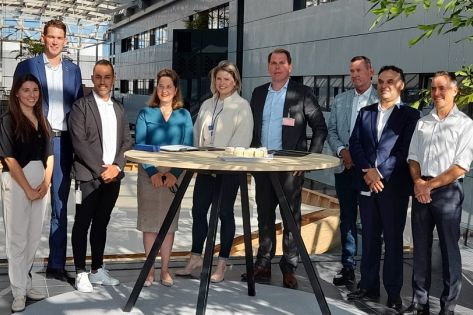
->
[14,19,83,281]
[245,48,327,289]
[327,56,378,286]
[348,66,420,310]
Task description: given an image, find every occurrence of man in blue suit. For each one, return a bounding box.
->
[14,19,83,281]
[347,66,420,311]
[327,56,377,286]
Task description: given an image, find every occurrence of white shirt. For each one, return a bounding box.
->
[408,105,473,177]
[350,86,373,134]
[376,102,397,141]
[43,54,65,131]
[92,91,117,165]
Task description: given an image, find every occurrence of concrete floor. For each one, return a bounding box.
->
[0,171,472,314]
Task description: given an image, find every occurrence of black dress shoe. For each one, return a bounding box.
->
[46,268,74,283]
[347,288,380,300]
[438,310,454,315]
[333,267,355,286]
[400,302,430,315]
[241,265,271,282]
[282,272,298,289]
[386,295,403,311]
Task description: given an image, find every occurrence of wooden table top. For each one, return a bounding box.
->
[125,150,340,172]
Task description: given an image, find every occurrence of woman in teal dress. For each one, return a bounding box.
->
[135,68,193,287]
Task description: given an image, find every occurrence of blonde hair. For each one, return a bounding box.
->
[209,60,242,96]
[148,68,184,109]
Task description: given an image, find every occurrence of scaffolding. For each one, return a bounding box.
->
[0,0,136,92]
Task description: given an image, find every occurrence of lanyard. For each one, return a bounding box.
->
[209,98,224,135]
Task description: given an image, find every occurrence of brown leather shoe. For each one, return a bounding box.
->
[241,265,271,282]
[282,272,298,289]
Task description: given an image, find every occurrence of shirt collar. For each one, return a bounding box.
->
[268,78,290,93]
[378,100,401,112]
[354,85,372,98]
[92,90,113,106]
[43,53,62,69]
[430,104,459,121]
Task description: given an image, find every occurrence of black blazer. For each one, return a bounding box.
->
[68,93,132,182]
[250,80,327,153]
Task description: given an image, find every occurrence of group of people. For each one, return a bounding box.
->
[0,18,328,313]
[1,20,132,312]
[328,56,473,315]
[0,18,471,315]
[136,49,328,291]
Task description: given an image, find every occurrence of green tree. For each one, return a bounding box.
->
[369,0,473,108]
[13,37,44,60]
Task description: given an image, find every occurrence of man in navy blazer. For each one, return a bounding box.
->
[348,66,420,310]
[13,19,83,281]
[246,48,327,289]
[327,56,378,286]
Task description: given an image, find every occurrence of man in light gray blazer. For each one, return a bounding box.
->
[327,56,378,286]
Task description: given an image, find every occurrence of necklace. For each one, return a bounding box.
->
[160,107,173,114]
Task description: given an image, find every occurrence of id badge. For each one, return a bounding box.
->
[282,117,295,126]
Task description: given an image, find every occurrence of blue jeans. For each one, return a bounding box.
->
[334,169,358,269]
[191,174,240,259]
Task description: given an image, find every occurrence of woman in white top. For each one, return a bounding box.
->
[176,60,253,282]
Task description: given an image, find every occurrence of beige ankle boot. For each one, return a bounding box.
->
[210,259,227,283]
[176,254,203,276]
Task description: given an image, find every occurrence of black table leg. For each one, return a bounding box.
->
[239,173,255,296]
[123,170,195,312]
[196,175,224,315]
[269,172,331,315]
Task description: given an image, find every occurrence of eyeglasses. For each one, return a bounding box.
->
[169,184,179,194]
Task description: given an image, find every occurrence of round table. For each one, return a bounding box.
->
[124,149,339,315]
[123,149,339,172]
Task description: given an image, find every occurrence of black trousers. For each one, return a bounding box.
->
[358,182,409,296]
[72,179,120,271]
[190,173,240,259]
[253,172,303,273]
[411,181,463,312]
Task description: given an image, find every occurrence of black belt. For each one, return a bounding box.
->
[52,130,67,137]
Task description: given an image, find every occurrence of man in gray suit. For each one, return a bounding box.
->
[68,60,132,293]
[327,56,377,286]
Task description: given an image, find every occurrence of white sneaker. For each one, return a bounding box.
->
[89,268,120,286]
[75,272,93,293]
[26,288,46,300]
[11,296,26,312]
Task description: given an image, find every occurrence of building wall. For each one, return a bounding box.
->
[108,0,473,188]
[110,0,233,120]
[240,0,473,99]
